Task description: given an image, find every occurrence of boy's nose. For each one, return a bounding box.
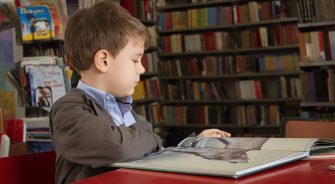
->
[138,62,145,74]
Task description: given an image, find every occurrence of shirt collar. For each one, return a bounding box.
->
[76,80,136,126]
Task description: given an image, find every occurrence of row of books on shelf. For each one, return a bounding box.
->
[6,56,71,108]
[302,68,335,102]
[146,25,158,47]
[236,105,280,126]
[160,25,298,53]
[164,82,227,101]
[297,0,335,22]
[298,31,335,62]
[158,0,294,30]
[160,106,230,125]
[239,24,298,49]
[23,116,52,153]
[121,0,157,21]
[133,78,161,100]
[158,104,294,126]
[141,52,159,73]
[134,103,161,124]
[163,78,301,101]
[160,54,299,76]
[2,117,52,154]
[301,111,335,118]
[237,78,302,100]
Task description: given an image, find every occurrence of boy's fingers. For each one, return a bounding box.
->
[220,131,231,137]
[197,129,231,138]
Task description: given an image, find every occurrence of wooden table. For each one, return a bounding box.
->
[75,158,335,184]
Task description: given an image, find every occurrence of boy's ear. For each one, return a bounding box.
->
[94,49,111,72]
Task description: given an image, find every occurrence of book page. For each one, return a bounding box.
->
[176,137,270,163]
[178,137,320,152]
[261,138,317,152]
[178,137,269,150]
[111,149,308,178]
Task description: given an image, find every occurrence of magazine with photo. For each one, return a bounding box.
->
[17,5,54,41]
[110,137,335,178]
[25,64,66,107]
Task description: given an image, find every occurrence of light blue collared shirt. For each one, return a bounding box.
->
[77,80,136,127]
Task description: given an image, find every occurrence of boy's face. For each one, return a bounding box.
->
[106,36,145,97]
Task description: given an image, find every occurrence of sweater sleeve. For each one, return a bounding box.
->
[50,98,162,168]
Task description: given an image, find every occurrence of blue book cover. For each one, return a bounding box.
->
[17,6,54,41]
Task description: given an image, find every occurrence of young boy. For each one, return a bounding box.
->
[49,1,230,184]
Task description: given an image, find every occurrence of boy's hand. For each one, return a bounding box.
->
[197,129,231,138]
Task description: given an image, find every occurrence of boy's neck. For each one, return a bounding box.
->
[80,73,106,93]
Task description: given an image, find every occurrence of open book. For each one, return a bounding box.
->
[110,137,335,178]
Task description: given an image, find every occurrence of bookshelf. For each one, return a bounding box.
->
[0,1,73,155]
[5,1,73,118]
[121,0,162,124]
[297,0,335,118]
[156,0,302,145]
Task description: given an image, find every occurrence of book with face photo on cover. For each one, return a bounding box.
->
[110,137,335,178]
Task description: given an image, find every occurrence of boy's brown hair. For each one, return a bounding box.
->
[64,0,150,72]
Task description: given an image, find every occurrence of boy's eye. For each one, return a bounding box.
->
[133,60,139,63]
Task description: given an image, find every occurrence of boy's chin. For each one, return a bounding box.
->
[123,89,135,97]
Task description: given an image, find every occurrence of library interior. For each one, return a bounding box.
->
[0,0,335,184]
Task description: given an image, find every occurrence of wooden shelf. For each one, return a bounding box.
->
[159,72,301,80]
[159,18,298,35]
[22,39,64,45]
[140,19,157,26]
[161,98,301,105]
[145,46,158,53]
[298,20,335,29]
[141,72,160,78]
[159,45,299,58]
[157,0,242,12]
[299,61,335,68]
[133,97,161,104]
[300,102,335,107]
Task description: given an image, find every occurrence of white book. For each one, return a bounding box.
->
[0,134,10,157]
[259,27,268,47]
[21,56,57,67]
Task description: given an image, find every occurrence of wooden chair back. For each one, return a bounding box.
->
[281,118,335,139]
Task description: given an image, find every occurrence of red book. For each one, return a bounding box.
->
[318,31,325,60]
[254,80,263,99]
[163,36,171,52]
[141,54,148,71]
[236,5,241,23]
[4,119,26,143]
[255,28,261,47]
[120,0,135,16]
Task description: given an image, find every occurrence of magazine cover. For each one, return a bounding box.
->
[25,65,66,107]
[17,6,54,41]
